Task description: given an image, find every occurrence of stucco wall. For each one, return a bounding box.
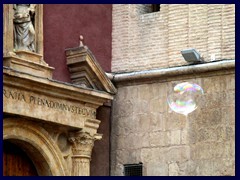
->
[110,71,235,176]
[43,4,112,82]
[43,5,112,176]
[112,4,235,73]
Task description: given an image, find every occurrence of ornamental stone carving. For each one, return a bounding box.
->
[13,4,36,52]
[68,131,102,176]
[69,131,99,158]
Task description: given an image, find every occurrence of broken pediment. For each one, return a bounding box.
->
[65,41,117,95]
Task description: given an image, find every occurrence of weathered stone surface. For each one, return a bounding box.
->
[4,119,68,176]
[4,4,54,79]
[3,69,113,130]
[146,162,168,176]
[65,46,117,94]
[111,4,235,176]
[4,65,112,176]
[3,6,115,174]
[168,162,180,176]
[4,4,44,57]
[111,72,235,176]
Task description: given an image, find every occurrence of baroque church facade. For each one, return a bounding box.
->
[3,4,235,176]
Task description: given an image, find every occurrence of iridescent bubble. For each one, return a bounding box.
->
[167,82,204,116]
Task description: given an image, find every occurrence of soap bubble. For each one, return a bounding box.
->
[167,82,204,116]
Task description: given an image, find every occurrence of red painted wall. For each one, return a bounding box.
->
[43,5,113,176]
[43,4,112,82]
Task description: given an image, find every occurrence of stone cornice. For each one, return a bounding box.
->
[3,66,113,105]
[3,67,113,129]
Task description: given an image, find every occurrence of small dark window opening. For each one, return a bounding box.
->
[124,163,143,176]
[152,4,160,12]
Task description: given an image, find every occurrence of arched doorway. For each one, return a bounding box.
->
[3,118,67,176]
[3,140,38,176]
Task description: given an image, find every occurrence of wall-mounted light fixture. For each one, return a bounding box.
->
[181,48,203,64]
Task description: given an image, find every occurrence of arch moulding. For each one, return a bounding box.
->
[3,118,67,176]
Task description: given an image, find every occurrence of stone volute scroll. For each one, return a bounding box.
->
[68,131,102,176]
[3,4,54,79]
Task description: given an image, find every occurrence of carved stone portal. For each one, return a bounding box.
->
[3,4,116,176]
[3,55,114,175]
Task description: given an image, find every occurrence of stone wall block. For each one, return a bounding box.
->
[166,114,187,130]
[181,130,188,145]
[196,160,213,176]
[170,130,181,145]
[149,113,165,131]
[146,162,168,176]
[149,131,169,147]
[168,162,180,176]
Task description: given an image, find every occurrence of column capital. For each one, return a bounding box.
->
[68,130,102,176]
[68,130,102,158]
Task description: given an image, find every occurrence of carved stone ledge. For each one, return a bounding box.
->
[14,50,45,63]
[3,53,54,79]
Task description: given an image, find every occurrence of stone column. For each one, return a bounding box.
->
[68,131,102,176]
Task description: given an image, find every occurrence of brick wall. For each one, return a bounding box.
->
[112,4,235,73]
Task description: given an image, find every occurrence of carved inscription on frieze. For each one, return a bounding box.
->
[3,88,96,119]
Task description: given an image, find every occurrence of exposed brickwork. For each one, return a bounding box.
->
[112,4,235,73]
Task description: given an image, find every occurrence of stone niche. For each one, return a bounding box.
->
[3,4,53,79]
[3,4,116,176]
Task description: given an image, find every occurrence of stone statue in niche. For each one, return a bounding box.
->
[13,4,36,52]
